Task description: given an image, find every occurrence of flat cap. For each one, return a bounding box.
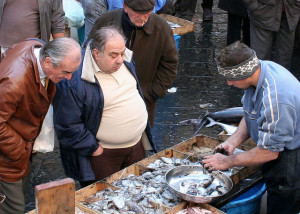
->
[124,0,155,13]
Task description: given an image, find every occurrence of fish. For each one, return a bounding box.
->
[205,107,244,124]
[205,117,238,135]
[83,156,228,213]
[126,201,144,214]
[179,107,243,136]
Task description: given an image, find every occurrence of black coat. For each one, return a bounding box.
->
[218,0,248,17]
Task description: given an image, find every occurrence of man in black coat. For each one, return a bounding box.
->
[174,0,213,21]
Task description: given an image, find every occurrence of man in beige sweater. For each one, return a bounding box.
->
[53,26,156,187]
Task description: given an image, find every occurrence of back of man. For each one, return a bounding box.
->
[204,41,300,213]
[0,40,54,184]
[243,61,300,214]
[88,0,178,126]
[242,0,300,69]
[243,60,300,149]
[0,0,65,59]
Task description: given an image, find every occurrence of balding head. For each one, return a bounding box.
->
[40,37,81,67]
[90,26,126,74]
[40,38,82,83]
[90,26,126,54]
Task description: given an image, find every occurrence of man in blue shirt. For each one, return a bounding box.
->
[203,41,300,214]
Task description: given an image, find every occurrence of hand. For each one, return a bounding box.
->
[215,141,236,155]
[92,144,103,156]
[202,153,233,171]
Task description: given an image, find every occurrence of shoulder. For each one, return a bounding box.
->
[97,9,122,21]
[150,13,172,29]
[148,14,174,37]
[93,9,122,29]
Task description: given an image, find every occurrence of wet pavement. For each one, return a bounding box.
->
[25,1,300,212]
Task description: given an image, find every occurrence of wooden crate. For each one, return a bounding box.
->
[76,182,118,203]
[137,147,191,167]
[76,203,98,214]
[159,14,194,35]
[75,182,122,214]
[172,135,260,185]
[76,166,170,214]
[166,202,225,214]
[27,205,89,214]
[218,130,257,148]
[172,135,223,157]
[104,163,149,184]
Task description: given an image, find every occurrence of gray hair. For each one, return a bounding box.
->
[215,41,254,67]
[90,26,126,53]
[40,37,81,67]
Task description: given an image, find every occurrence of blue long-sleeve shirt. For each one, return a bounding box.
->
[242,61,300,152]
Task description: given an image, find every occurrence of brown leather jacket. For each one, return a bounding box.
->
[0,40,55,182]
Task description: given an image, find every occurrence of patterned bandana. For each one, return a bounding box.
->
[217,51,260,80]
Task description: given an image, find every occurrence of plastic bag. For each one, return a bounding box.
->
[63,0,85,28]
[33,105,55,153]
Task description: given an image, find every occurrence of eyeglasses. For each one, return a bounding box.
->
[0,193,6,203]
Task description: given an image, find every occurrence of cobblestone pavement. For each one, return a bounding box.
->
[25,1,300,212]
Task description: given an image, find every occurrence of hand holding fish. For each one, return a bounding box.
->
[214,141,236,155]
[202,153,233,171]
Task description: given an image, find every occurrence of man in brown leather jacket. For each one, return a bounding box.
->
[0,38,81,214]
[88,0,178,126]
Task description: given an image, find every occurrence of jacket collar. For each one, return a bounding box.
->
[81,44,133,83]
[122,11,154,35]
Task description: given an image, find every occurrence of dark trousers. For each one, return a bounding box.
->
[262,148,300,214]
[250,12,295,69]
[227,13,250,46]
[201,0,213,9]
[266,189,300,214]
[174,0,213,20]
[174,0,198,19]
[80,140,145,187]
[0,179,25,214]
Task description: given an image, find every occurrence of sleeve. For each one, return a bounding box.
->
[151,22,178,98]
[107,0,124,11]
[154,0,167,13]
[53,79,99,156]
[51,0,66,34]
[257,100,296,152]
[0,82,29,161]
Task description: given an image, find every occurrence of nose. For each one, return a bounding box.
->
[116,55,124,64]
[136,13,150,22]
[141,14,149,20]
[65,73,73,80]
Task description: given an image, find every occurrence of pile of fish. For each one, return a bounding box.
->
[175,207,216,214]
[178,173,227,197]
[82,156,214,214]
